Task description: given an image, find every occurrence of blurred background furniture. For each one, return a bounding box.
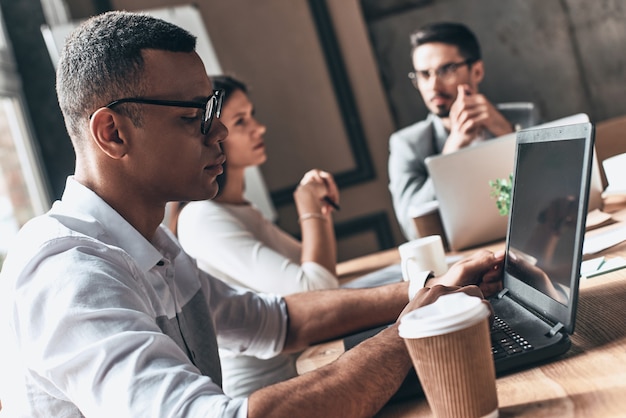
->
[496,102,541,132]
[594,115,626,189]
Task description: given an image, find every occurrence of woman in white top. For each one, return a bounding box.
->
[176,75,341,293]
[175,75,343,396]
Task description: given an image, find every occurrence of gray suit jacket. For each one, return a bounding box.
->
[388,114,448,240]
[388,103,539,240]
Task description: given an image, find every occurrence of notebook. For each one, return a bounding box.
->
[423,113,601,251]
[345,121,596,402]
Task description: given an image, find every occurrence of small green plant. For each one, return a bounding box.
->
[489,173,513,216]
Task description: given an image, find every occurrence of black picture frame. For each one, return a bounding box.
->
[270,0,376,206]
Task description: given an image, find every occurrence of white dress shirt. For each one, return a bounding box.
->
[0,177,288,417]
[176,199,338,397]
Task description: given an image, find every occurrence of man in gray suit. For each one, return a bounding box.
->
[388,22,526,240]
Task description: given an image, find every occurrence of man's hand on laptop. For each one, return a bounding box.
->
[400,283,487,320]
[426,250,505,297]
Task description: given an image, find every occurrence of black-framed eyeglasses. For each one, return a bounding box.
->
[95,89,224,135]
[408,59,476,88]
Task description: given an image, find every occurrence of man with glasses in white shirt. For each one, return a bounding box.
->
[388,22,525,240]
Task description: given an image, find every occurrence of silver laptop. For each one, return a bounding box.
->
[424,113,601,251]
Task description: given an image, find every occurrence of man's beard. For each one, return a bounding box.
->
[434,105,450,118]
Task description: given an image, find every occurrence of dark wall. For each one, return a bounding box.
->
[364,0,626,130]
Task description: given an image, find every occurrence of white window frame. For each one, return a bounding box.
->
[0,9,50,217]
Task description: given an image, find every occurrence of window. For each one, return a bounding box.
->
[0,9,50,269]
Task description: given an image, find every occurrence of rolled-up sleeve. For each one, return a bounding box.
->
[206,273,289,359]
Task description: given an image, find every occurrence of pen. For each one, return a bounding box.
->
[323,196,340,211]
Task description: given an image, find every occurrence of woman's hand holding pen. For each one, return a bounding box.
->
[295,169,340,216]
[295,169,339,274]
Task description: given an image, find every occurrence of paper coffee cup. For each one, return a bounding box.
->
[399,235,448,279]
[399,293,498,418]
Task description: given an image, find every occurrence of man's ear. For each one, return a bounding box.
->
[89,108,129,159]
[471,60,485,85]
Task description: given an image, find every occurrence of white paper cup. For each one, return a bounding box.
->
[399,293,498,418]
[399,235,448,279]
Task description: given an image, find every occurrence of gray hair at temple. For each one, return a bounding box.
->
[410,22,482,62]
[56,11,197,144]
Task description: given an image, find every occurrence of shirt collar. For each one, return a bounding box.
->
[55,177,181,272]
[428,113,449,153]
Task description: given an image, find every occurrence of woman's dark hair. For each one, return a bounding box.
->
[211,75,248,101]
[168,75,248,235]
[168,75,249,236]
[210,75,249,197]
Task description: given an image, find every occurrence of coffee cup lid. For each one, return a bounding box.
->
[398,292,489,338]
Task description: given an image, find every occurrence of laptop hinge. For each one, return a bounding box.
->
[547,322,565,337]
[497,288,510,299]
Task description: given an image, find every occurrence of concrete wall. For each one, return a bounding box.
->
[3,0,625,261]
[367,0,626,129]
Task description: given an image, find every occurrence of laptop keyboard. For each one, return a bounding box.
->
[491,316,534,359]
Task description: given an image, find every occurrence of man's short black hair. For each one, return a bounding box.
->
[56,11,197,142]
[410,22,481,62]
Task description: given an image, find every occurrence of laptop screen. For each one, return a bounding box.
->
[503,122,594,333]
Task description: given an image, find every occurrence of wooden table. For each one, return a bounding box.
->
[298,204,626,417]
